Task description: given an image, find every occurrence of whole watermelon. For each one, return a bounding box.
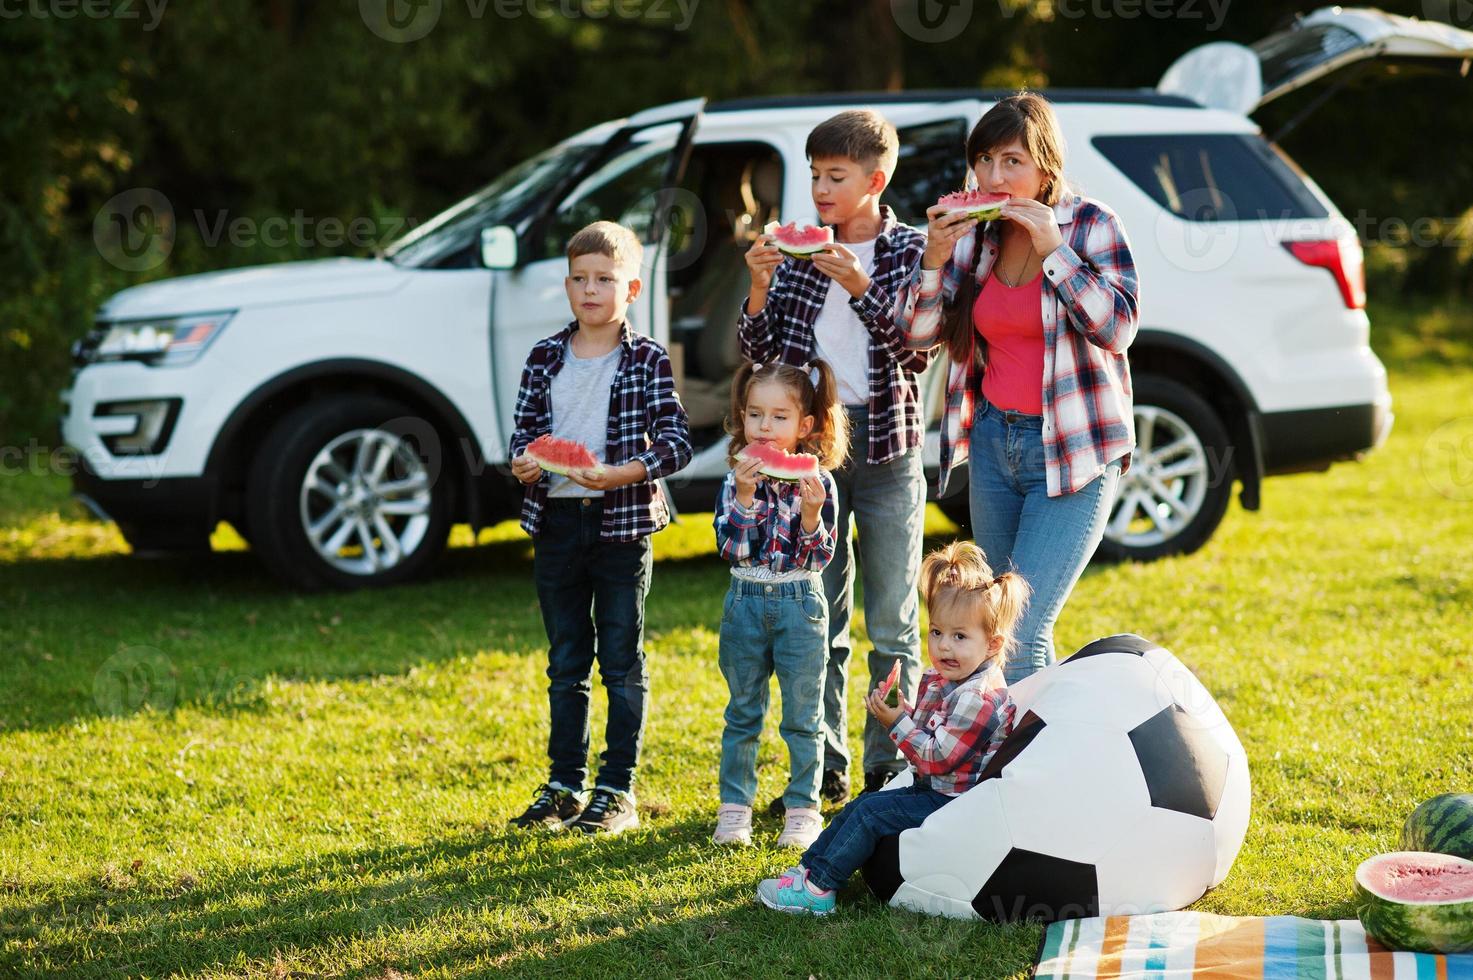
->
[1401,793,1473,861]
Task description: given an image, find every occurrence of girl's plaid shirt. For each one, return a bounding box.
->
[712,469,839,574]
[509,322,693,541]
[736,206,930,466]
[896,194,1140,498]
[888,663,1015,797]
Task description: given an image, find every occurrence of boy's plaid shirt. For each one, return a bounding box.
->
[896,194,1139,497]
[509,322,693,541]
[712,469,839,574]
[888,663,1014,797]
[737,206,930,466]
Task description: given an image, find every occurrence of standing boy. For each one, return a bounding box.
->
[739,110,930,804]
[508,221,693,835]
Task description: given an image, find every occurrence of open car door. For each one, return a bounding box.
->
[1159,6,1473,122]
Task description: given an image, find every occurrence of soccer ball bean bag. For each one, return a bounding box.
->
[861,634,1251,922]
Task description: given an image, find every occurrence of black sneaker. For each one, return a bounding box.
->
[571,788,639,835]
[508,783,583,830]
[766,768,850,816]
[860,769,897,795]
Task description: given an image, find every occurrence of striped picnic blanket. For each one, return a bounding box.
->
[1034,912,1473,979]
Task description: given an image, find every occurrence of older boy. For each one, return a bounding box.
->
[508,221,693,835]
[739,110,930,805]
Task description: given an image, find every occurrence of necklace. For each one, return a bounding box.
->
[996,235,1038,288]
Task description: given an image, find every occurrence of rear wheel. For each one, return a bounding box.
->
[246,396,452,590]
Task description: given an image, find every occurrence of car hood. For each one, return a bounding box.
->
[98,257,411,320]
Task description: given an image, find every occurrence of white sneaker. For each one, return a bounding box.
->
[712,803,753,845]
[776,806,824,848]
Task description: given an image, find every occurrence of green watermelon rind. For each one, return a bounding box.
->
[1401,793,1473,861]
[878,660,902,708]
[1354,852,1473,954]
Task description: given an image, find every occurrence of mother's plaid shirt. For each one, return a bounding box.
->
[737,206,929,466]
[896,194,1139,497]
[509,322,693,541]
[888,662,1014,797]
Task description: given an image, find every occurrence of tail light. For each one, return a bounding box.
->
[1283,237,1366,310]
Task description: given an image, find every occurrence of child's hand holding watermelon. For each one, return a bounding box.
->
[864,660,907,727]
[511,453,543,485]
[731,455,766,507]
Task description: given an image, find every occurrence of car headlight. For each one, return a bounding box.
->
[73,312,234,367]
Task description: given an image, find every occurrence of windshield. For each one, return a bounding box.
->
[385,142,601,267]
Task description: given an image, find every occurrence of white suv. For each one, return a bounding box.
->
[64,6,1460,589]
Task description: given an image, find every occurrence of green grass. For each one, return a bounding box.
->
[2,300,1472,977]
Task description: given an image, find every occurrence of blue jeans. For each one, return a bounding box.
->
[967,401,1122,684]
[718,577,827,809]
[823,407,927,777]
[532,498,652,795]
[801,783,953,891]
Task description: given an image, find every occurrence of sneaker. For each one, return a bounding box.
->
[776,807,824,848]
[766,769,849,816]
[756,865,836,916]
[570,788,639,835]
[712,803,753,846]
[508,783,583,830]
[861,769,897,795]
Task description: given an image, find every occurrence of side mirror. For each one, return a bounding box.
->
[480,226,518,269]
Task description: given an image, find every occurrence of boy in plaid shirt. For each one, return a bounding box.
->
[757,541,1030,915]
[739,109,930,805]
[507,221,692,835]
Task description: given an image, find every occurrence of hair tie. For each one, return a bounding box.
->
[803,362,821,388]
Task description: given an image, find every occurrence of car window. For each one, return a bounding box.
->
[1093,133,1330,222]
[535,126,683,261]
[883,118,970,227]
[1252,23,1363,97]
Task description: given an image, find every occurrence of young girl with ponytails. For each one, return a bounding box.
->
[712,360,849,849]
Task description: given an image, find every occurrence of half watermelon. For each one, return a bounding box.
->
[738,442,821,481]
[936,190,1010,222]
[764,220,834,260]
[1354,851,1473,953]
[524,434,603,477]
[877,659,903,708]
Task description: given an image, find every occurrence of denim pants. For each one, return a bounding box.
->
[718,576,827,810]
[532,498,652,795]
[967,401,1122,684]
[822,407,927,777]
[801,782,953,891]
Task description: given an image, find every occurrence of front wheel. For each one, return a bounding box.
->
[245,396,452,590]
[1097,376,1234,562]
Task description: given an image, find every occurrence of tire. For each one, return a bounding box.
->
[1097,375,1234,562]
[245,395,452,590]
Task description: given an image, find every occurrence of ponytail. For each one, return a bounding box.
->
[920,540,1032,671]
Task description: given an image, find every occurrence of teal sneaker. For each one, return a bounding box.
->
[756,865,836,916]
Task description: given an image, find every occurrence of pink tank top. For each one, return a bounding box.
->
[973,268,1045,416]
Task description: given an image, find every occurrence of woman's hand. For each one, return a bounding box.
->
[865,688,907,728]
[810,243,870,298]
[510,454,543,485]
[732,456,765,507]
[797,473,825,531]
[1000,198,1064,258]
[922,204,978,270]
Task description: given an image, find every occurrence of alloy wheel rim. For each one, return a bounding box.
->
[298,428,432,575]
[1105,404,1209,550]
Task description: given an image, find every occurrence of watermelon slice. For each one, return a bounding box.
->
[1354,851,1473,953]
[936,190,1011,222]
[764,220,834,260]
[524,434,603,477]
[738,442,821,482]
[877,659,902,708]
[1402,793,1473,861]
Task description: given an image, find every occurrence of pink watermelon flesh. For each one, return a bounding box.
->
[738,442,820,481]
[525,434,603,476]
[878,659,902,707]
[764,220,833,258]
[936,190,1010,220]
[1359,852,1473,902]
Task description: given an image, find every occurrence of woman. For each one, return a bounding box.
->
[896,92,1139,683]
